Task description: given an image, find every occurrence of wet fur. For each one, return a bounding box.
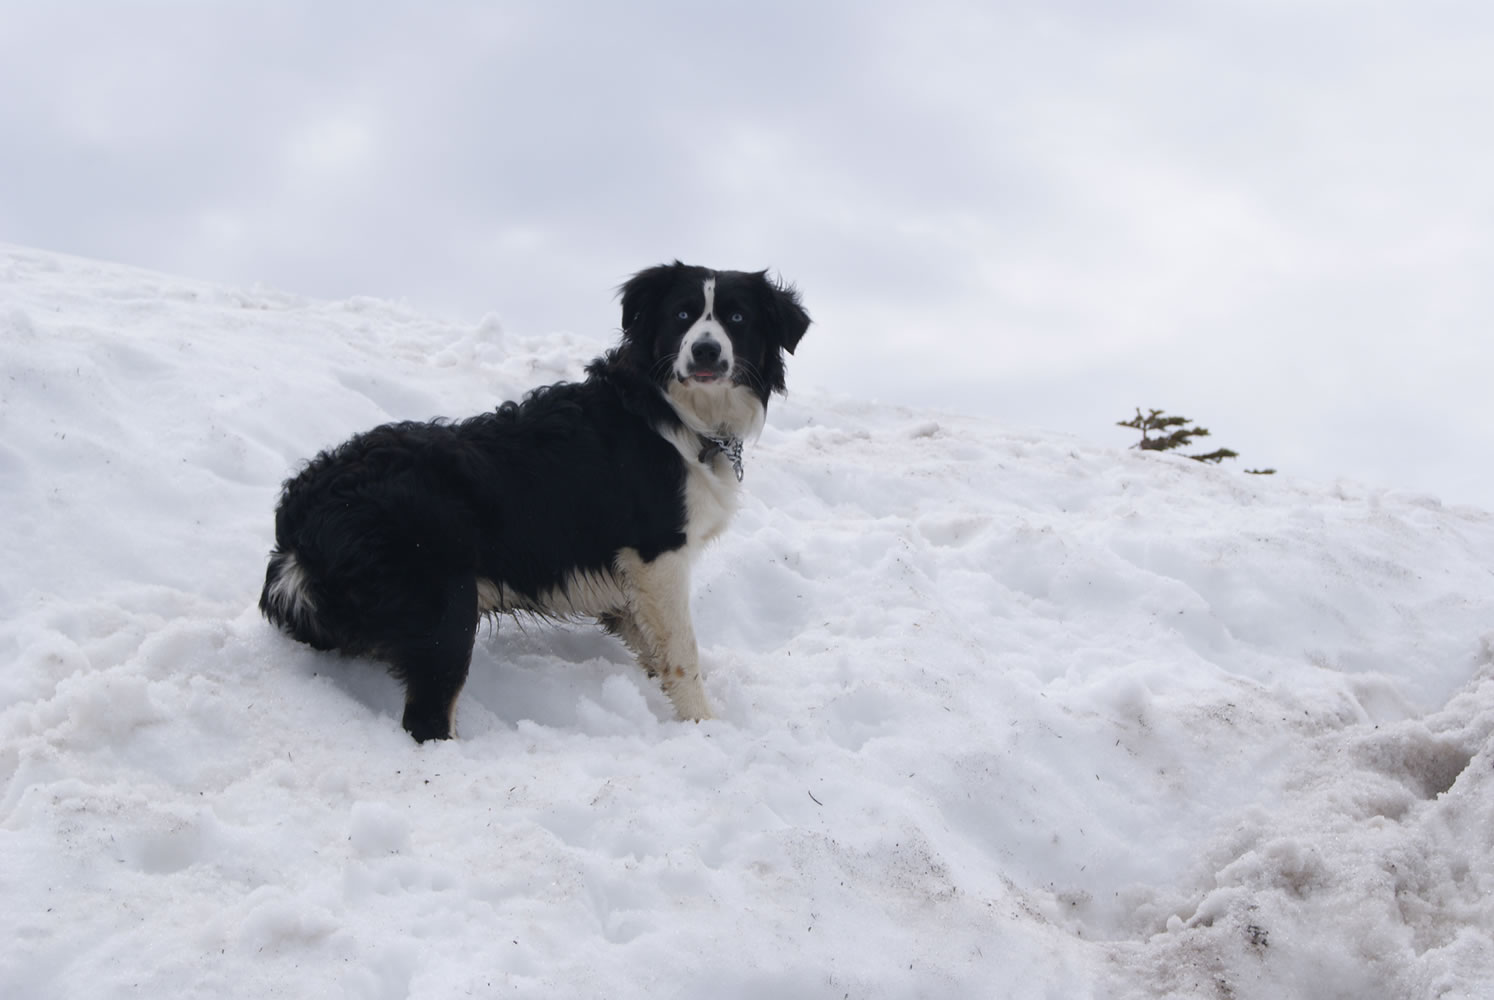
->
[259,262,810,740]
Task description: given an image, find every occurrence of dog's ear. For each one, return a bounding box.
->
[751,271,811,398]
[765,273,811,355]
[618,261,685,333]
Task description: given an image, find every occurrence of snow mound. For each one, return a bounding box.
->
[3,244,1492,998]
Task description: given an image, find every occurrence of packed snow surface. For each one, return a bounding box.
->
[3,244,1493,999]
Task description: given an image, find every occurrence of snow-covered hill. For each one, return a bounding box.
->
[2,243,1492,999]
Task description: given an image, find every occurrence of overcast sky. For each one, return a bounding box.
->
[4,1,1493,508]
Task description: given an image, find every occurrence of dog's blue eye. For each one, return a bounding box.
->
[729,312,744,323]
[677,310,690,321]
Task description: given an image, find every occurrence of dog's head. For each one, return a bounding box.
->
[617,262,811,413]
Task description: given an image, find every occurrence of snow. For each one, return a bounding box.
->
[3,242,1493,999]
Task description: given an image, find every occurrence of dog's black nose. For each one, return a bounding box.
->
[691,339,722,366]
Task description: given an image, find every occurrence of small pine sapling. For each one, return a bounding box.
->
[1116,408,1273,473]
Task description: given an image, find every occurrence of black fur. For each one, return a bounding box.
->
[259,263,810,741]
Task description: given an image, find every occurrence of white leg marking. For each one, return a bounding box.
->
[604,608,664,678]
[617,549,714,721]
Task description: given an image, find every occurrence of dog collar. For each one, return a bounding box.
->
[697,434,744,481]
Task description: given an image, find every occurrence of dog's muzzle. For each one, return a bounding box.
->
[681,338,730,383]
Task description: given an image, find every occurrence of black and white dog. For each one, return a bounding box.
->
[259,262,810,741]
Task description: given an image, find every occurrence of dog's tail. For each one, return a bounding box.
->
[259,549,337,650]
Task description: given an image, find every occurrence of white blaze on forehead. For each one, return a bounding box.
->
[674,275,735,380]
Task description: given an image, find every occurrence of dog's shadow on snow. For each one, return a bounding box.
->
[296,619,666,739]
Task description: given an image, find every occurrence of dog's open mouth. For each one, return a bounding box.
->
[684,367,728,384]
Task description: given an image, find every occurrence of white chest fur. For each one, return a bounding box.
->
[661,379,762,553]
[681,440,740,549]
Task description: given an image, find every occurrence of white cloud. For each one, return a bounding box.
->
[1,0,1491,504]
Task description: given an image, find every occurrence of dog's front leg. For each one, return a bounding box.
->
[618,550,714,721]
[599,609,662,678]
